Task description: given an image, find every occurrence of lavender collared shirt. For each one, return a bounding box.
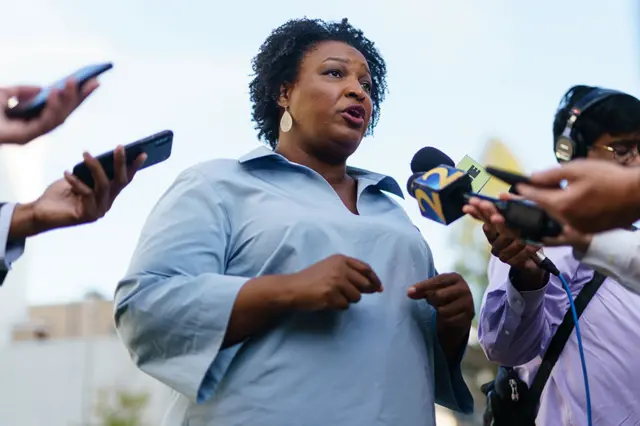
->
[479,244,640,425]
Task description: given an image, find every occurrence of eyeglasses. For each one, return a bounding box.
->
[596,140,640,163]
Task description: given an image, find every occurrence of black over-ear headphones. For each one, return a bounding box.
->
[554,88,624,162]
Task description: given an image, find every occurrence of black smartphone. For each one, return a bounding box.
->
[72,130,174,189]
[5,62,113,120]
[486,166,533,186]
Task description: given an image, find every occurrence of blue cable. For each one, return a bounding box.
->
[558,274,592,426]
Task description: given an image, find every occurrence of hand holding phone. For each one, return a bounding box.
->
[0,63,110,145]
[4,62,112,120]
[72,130,174,189]
[20,144,148,238]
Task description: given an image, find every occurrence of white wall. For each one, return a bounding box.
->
[0,336,172,426]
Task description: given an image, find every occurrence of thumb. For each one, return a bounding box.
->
[6,86,41,102]
[0,86,41,107]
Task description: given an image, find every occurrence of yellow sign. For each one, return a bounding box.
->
[456,155,491,193]
[480,138,524,197]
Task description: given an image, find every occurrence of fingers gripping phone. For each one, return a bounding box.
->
[5,62,113,120]
[72,130,174,189]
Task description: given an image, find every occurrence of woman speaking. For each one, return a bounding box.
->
[115,18,474,426]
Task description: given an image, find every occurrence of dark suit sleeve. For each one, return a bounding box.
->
[0,202,26,286]
[0,202,7,286]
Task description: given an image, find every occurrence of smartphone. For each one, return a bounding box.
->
[72,130,174,189]
[486,166,564,191]
[5,62,113,120]
[486,166,533,186]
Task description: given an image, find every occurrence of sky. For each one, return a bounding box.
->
[0,0,638,310]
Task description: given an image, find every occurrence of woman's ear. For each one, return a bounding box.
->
[277,83,292,109]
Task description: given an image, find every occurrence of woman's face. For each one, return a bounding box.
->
[280,41,374,161]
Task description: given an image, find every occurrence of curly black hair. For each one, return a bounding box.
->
[553,85,640,155]
[249,18,388,149]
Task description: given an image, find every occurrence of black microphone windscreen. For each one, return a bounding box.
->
[410,147,455,173]
[406,172,423,196]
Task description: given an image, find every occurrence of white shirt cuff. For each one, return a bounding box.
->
[576,229,630,265]
[0,203,26,271]
[575,229,640,292]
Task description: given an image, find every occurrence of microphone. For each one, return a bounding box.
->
[407,148,470,225]
[411,147,456,172]
[406,147,458,206]
[407,147,562,276]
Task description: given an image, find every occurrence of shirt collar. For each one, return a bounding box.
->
[238,146,404,199]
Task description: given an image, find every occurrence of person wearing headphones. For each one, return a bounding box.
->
[0,78,145,285]
[466,86,640,425]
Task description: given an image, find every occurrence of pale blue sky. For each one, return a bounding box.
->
[0,0,638,306]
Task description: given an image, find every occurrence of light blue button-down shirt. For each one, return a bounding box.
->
[115,146,473,426]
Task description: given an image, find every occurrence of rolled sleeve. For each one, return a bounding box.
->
[0,203,26,276]
[432,323,474,414]
[114,168,249,403]
[414,271,473,414]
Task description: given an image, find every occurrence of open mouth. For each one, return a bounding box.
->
[344,106,365,119]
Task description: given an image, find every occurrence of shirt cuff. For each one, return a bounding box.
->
[432,310,474,414]
[574,229,640,292]
[505,274,548,317]
[576,229,631,267]
[0,203,26,271]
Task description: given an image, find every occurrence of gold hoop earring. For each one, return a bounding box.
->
[280,108,293,133]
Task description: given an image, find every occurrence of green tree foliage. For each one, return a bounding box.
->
[95,388,150,426]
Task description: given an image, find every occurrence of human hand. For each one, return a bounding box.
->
[0,78,99,145]
[463,194,540,270]
[407,273,474,332]
[465,192,593,253]
[283,254,383,311]
[516,159,640,233]
[11,146,146,238]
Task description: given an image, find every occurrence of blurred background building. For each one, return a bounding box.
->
[0,292,171,426]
